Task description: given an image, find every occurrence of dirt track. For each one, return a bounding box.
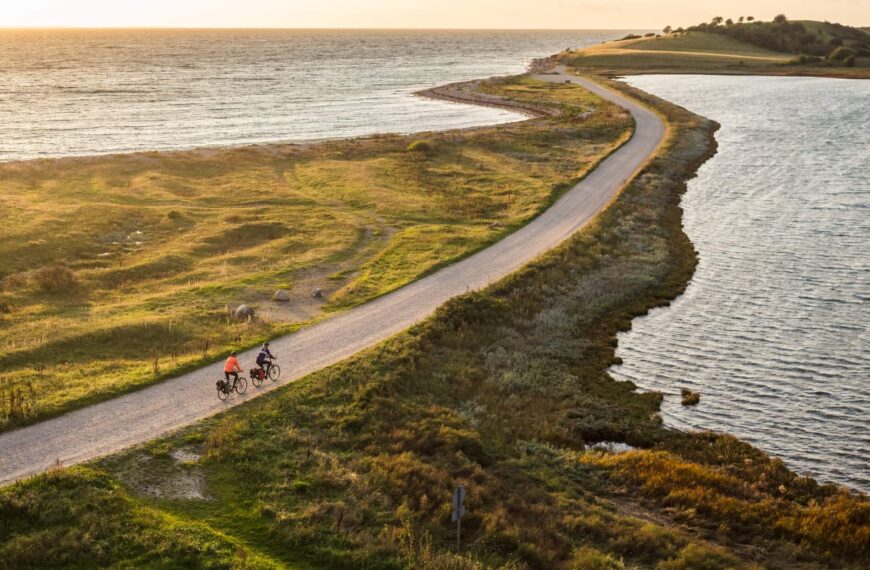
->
[0,70,665,486]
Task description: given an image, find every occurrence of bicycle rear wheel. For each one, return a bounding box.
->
[251,371,263,387]
[217,382,229,401]
[235,377,248,394]
[268,364,281,381]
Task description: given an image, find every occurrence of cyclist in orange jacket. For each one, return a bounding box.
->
[224,351,242,386]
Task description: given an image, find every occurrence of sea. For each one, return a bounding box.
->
[613,75,870,492]
[0,29,631,161]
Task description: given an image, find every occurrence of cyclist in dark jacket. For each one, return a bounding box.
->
[256,342,275,377]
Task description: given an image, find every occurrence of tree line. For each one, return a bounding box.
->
[663,15,869,66]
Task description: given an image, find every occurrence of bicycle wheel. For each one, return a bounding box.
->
[235,377,248,394]
[268,364,281,381]
[251,370,263,387]
[217,382,230,401]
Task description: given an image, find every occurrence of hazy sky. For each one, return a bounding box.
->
[3,0,868,29]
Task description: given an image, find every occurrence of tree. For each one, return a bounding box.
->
[738,16,745,24]
[747,16,755,22]
[726,18,734,26]
[774,14,788,24]
[711,16,724,26]
[675,27,685,34]
[663,25,672,34]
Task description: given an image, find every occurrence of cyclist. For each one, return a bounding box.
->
[224,351,242,388]
[256,342,275,378]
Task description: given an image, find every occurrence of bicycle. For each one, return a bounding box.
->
[251,356,281,387]
[216,373,248,401]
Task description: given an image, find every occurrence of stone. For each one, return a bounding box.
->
[311,288,323,299]
[234,304,255,319]
[273,289,290,302]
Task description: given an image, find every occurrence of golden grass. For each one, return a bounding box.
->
[0,77,632,428]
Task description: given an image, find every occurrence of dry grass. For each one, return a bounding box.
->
[0,77,631,429]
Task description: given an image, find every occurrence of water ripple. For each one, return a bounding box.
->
[0,29,629,162]
[613,75,870,493]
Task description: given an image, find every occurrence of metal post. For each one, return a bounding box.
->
[457,515,461,553]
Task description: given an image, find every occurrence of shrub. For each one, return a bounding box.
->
[844,55,856,67]
[657,543,740,570]
[680,389,700,406]
[32,264,77,293]
[829,46,854,61]
[407,140,433,153]
[570,546,625,569]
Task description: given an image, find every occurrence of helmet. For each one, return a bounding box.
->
[231,351,237,356]
[263,342,270,347]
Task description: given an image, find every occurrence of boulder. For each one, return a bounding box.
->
[311,288,323,299]
[234,304,255,319]
[273,289,290,302]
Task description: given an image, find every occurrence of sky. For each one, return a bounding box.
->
[2,0,868,29]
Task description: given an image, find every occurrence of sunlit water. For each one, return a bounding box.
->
[611,75,869,492]
[0,29,632,161]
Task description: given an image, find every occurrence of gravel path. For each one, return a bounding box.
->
[0,71,665,486]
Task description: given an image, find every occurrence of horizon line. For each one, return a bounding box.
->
[0,26,653,31]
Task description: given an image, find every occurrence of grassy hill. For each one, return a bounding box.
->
[0,77,631,431]
[558,18,870,78]
[2,78,867,570]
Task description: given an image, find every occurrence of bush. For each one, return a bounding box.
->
[570,546,625,569]
[406,140,433,153]
[844,55,856,67]
[658,543,740,570]
[829,46,854,61]
[680,389,700,406]
[32,264,77,293]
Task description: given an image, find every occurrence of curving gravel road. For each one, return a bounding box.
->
[0,71,665,486]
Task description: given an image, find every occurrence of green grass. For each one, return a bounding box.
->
[0,77,632,430]
[624,31,790,58]
[2,76,866,569]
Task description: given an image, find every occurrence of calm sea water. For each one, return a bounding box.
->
[612,75,869,492]
[0,29,631,161]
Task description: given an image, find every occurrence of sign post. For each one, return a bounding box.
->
[451,485,466,553]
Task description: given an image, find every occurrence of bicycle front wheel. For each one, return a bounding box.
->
[235,377,248,394]
[268,364,281,381]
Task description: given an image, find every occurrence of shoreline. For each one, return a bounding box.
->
[0,82,532,168]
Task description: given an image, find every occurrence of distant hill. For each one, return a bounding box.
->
[686,15,870,60]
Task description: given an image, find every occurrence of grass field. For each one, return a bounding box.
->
[2,77,867,570]
[561,30,870,78]
[0,77,632,430]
